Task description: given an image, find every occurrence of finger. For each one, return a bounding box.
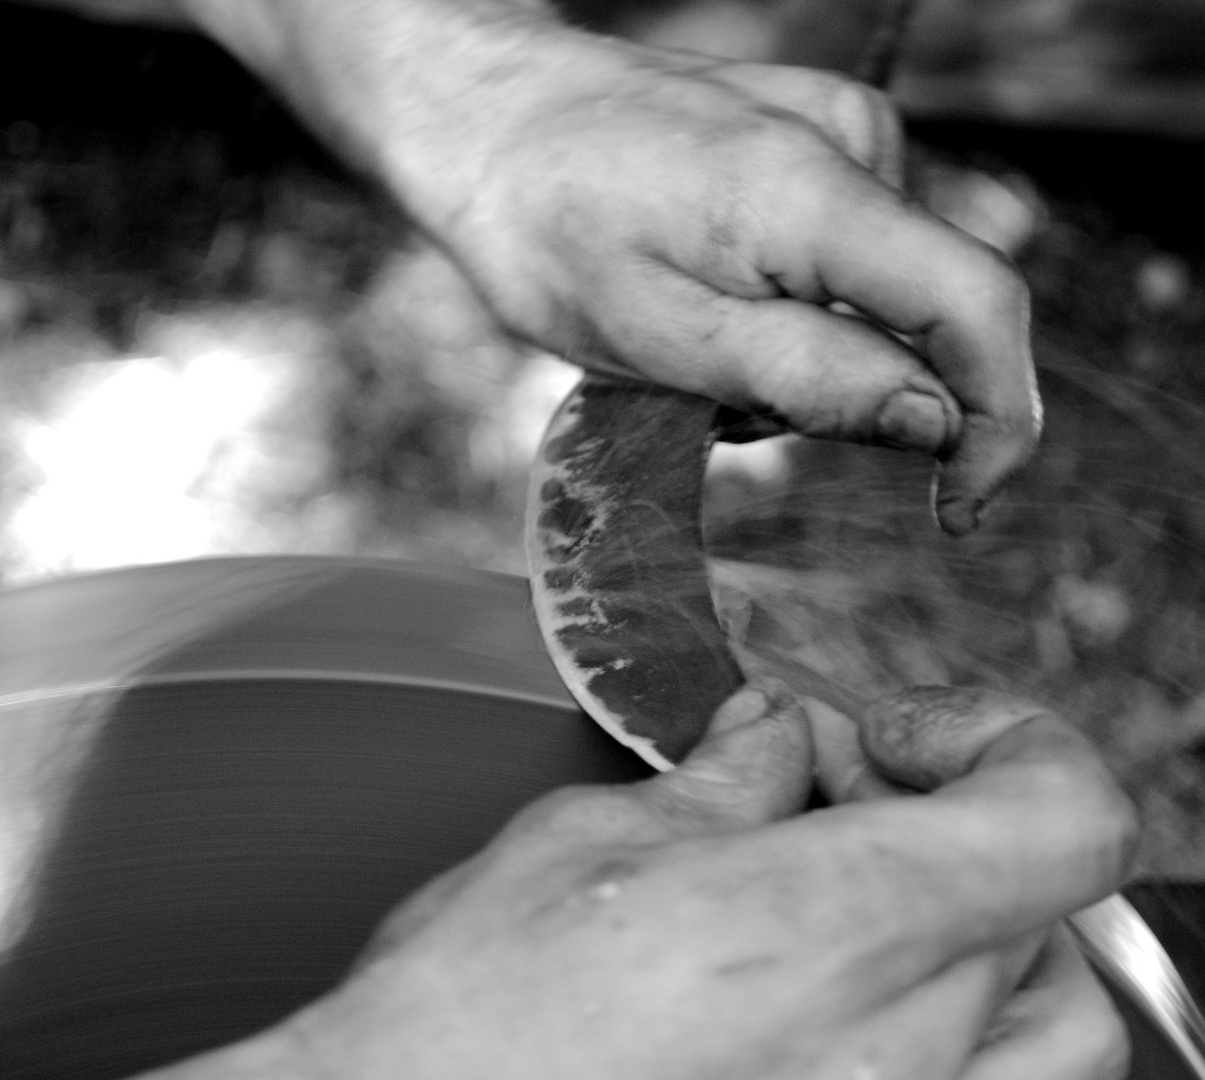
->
[769,700,1137,972]
[748,157,1039,534]
[806,696,904,803]
[963,927,1130,1080]
[707,63,904,186]
[827,942,1049,1080]
[859,685,1063,792]
[812,952,1001,1080]
[635,680,813,833]
[605,267,963,457]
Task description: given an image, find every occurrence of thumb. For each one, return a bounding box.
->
[636,680,813,833]
[859,686,1066,792]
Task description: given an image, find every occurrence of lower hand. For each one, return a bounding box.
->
[196,682,1134,1080]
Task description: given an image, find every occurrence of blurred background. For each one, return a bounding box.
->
[2,0,1205,876]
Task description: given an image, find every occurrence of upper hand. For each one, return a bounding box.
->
[237,682,1135,1080]
[427,30,1040,534]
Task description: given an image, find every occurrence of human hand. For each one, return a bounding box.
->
[198,681,1135,1080]
[421,31,1040,534]
[178,1,1037,533]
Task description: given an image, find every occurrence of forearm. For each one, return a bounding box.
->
[176,0,585,235]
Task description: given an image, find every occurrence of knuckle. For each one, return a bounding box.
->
[567,851,654,899]
[644,773,757,832]
[969,242,1030,321]
[639,712,810,831]
[1025,752,1140,878]
[505,784,653,843]
[509,785,606,831]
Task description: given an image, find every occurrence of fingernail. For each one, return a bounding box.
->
[831,82,877,169]
[875,391,951,455]
[935,495,987,536]
[710,686,770,736]
[710,679,794,736]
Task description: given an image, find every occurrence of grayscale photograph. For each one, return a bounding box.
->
[1,1,1204,1077]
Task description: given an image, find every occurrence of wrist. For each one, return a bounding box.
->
[179,0,585,235]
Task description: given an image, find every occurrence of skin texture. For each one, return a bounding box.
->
[141,683,1137,1080]
[171,0,1041,535]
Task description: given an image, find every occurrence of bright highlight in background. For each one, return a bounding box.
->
[5,308,351,582]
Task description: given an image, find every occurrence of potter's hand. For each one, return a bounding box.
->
[182,4,1038,532]
[182,682,1134,1080]
[438,39,1041,535]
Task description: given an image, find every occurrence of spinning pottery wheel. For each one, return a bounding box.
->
[0,557,648,1078]
[0,555,1201,1079]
